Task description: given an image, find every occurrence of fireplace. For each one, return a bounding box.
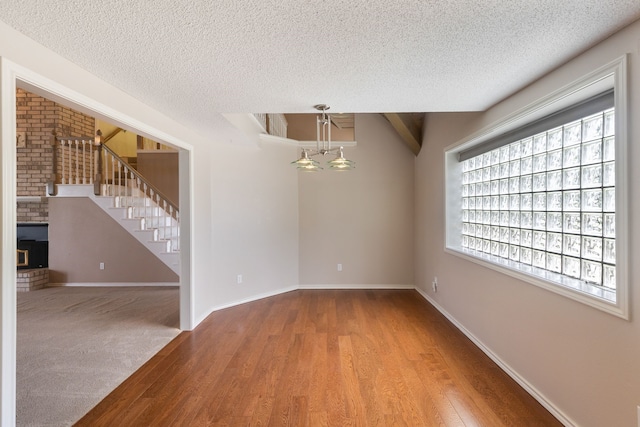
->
[17,223,49,270]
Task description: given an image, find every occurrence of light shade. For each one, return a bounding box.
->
[291,150,322,171]
[327,147,355,170]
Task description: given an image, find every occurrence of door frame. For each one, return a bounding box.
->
[1,57,194,426]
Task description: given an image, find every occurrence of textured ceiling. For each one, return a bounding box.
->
[1,1,639,137]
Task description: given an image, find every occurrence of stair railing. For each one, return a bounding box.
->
[267,113,288,138]
[99,143,180,252]
[54,134,97,186]
[53,131,180,252]
[252,113,288,137]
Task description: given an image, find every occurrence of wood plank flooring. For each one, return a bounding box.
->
[75,290,561,426]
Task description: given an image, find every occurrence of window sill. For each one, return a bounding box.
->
[445,245,627,319]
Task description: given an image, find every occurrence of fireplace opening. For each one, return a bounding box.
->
[17,223,48,270]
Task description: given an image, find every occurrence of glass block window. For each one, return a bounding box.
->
[460,108,616,292]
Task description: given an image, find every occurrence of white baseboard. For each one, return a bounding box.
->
[194,285,299,326]
[298,283,414,290]
[414,286,575,427]
[47,282,179,288]
[193,284,414,326]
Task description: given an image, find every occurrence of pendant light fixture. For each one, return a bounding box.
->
[290,149,322,171]
[291,104,355,171]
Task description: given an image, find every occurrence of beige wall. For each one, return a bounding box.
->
[96,119,138,158]
[414,20,640,427]
[299,114,414,286]
[48,197,178,283]
[286,113,354,141]
[137,151,179,206]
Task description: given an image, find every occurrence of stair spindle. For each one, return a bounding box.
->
[68,140,72,184]
[89,140,94,185]
[111,155,116,197]
[60,140,66,184]
[74,140,80,184]
[81,140,86,184]
[162,200,168,247]
[175,210,180,251]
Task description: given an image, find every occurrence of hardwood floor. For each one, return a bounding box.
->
[75,290,561,426]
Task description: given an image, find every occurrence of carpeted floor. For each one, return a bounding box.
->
[17,286,181,427]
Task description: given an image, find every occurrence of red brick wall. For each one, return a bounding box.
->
[16,88,95,222]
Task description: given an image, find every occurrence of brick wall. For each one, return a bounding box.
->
[16,88,95,222]
[57,104,95,137]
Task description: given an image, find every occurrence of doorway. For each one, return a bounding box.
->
[1,61,193,425]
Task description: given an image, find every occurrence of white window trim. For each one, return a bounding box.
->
[444,55,629,319]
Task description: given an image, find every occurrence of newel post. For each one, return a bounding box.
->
[94,130,103,195]
[46,130,57,196]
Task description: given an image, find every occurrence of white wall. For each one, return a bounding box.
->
[0,20,299,425]
[415,20,640,427]
[201,138,300,318]
[299,114,414,287]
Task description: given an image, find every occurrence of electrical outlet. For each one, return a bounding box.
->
[337,263,343,272]
[99,262,105,270]
[237,274,243,284]
[432,276,438,292]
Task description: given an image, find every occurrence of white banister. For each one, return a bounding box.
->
[268,113,288,138]
[54,136,180,253]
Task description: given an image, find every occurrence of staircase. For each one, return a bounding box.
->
[96,192,179,275]
[51,134,180,275]
[54,184,180,274]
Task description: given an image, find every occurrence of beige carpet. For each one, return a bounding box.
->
[17,286,181,427]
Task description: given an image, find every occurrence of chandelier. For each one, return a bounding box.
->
[291,104,355,171]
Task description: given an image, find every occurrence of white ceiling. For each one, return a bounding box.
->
[1,1,639,137]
